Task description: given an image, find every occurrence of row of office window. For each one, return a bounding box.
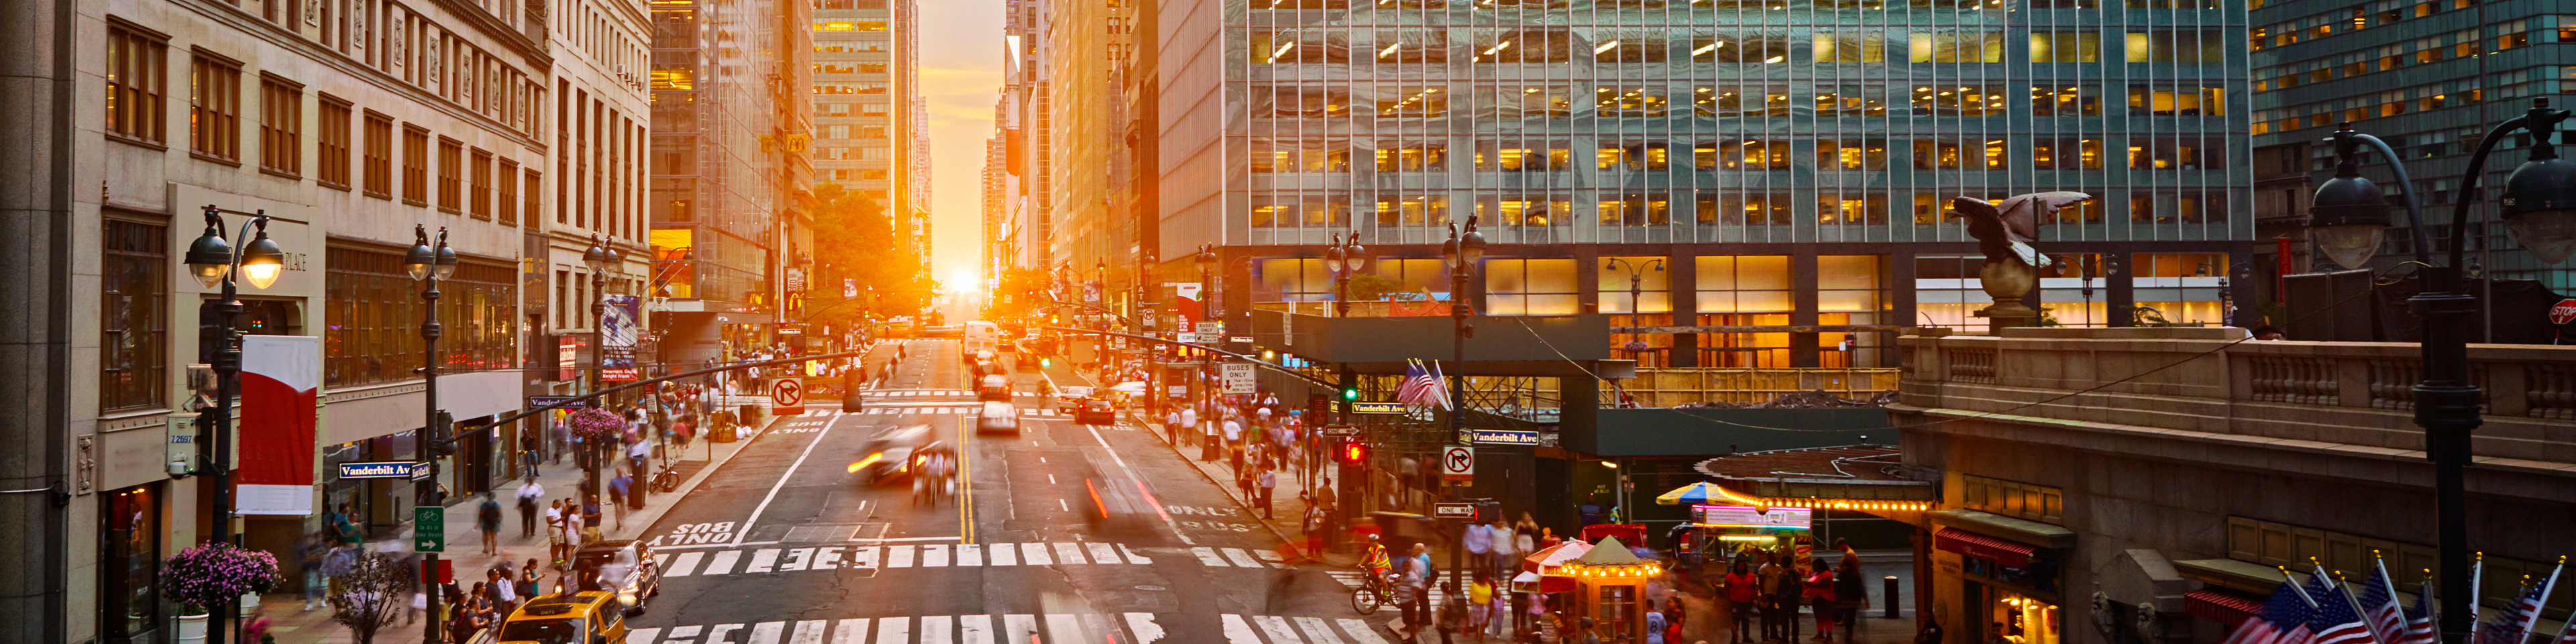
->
[1242,0,2214,11]
[107,23,540,226]
[1246,138,2223,173]
[1248,83,2227,119]
[2253,23,2542,92]
[1245,191,2228,227]
[1246,29,2230,65]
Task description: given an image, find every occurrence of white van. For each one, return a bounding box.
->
[961,321,1000,358]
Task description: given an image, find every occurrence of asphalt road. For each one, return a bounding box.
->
[621,339,1387,644]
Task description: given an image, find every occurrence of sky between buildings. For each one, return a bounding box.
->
[918,0,1005,290]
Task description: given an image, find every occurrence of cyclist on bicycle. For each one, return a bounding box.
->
[1361,533,1393,580]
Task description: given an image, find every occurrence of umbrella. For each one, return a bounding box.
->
[1521,541,1591,575]
[1656,482,1726,506]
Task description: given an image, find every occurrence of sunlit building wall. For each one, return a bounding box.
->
[1155,0,2258,367]
[650,0,808,363]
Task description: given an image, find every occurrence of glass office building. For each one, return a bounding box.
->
[1182,0,2257,367]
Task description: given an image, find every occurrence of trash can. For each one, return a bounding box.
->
[739,403,763,427]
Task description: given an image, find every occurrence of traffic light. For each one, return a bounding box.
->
[427,411,458,458]
[1341,386,1358,400]
[1336,438,1368,465]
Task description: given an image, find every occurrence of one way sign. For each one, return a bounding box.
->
[1442,445,1474,482]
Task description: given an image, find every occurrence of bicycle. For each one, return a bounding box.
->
[1352,566,1396,615]
[650,462,682,493]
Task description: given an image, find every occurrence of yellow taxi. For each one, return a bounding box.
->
[494,591,626,644]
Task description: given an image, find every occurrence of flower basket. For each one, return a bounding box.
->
[164,543,282,616]
[568,407,623,443]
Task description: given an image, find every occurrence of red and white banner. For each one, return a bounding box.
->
[238,335,320,515]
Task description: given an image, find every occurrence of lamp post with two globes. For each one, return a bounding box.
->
[180,205,288,644]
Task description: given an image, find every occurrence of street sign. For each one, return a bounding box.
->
[1464,429,1541,446]
[336,462,418,480]
[2552,298,2576,325]
[1177,333,1214,344]
[1442,445,1474,482]
[771,378,806,415]
[1221,363,1257,394]
[409,462,434,481]
[1319,425,1360,437]
[414,506,445,553]
[1197,322,1224,334]
[526,396,576,409]
[1432,502,1478,520]
[1168,386,1189,397]
[1349,401,1407,415]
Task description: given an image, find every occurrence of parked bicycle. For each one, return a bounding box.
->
[651,462,682,493]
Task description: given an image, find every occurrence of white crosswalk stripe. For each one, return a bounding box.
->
[656,542,1189,576]
[857,405,982,415]
[633,613,1383,643]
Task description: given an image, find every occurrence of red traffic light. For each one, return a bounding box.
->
[1337,438,1367,464]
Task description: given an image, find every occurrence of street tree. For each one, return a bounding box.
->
[327,550,413,644]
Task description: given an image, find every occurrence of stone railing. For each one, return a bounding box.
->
[1615,367,1900,407]
[1897,327,2576,462]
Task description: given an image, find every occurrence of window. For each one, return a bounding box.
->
[2028,31,2102,62]
[1813,85,1888,116]
[1815,193,1891,224]
[437,138,463,212]
[1911,85,2005,116]
[1817,139,1888,170]
[1475,141,1573,172]
[2032,138,2105,170]
[1811,32,1888,63]
[258,76,302,174]
[522,170,542,228]
[1375,87,1446,118]
[1597,256,1672,314]
[498,160,519,225]
[2127,84,2227,115]
[402,125,429,205]
[2126,137,2226,169]
[1695,256,1792,313]
[1479,86,1574,119]
[1907,30,2004,62]
[1694,193,1792,225]
[1475,30,1574,64]
[101,219,166,411]
[106,23,168,144]
[1248,195,1350,228]
[1599,142,1670,171]
[2031,85,2102,117]
[1483,258,1580,315]
[1374,144,1446,172]
[189,51,242,161]
[1717,140,1791,170]
[1479,195,1573,227]
[317,98,352,188]
[1597,193,1672,226]
[2124,30,2226,62]
[325,248,520,387]
[1594,36,1668,64]
[1595,87,1669,117]
[860,64,888,73]
[1373,195,1449,227]
[1817,254,1887,366]
[363,113,394,198]
[1960,475,2063,523]
[470,150,492,219]
[1914,139,1964,170]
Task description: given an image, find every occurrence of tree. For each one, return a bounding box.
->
[328,550,413,644]
[808,182,928,317]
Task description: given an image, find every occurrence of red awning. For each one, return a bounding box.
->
[2186,589,2267,629]
[1933,527,2037,568]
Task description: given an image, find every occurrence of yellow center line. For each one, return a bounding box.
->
[956,413,975,544]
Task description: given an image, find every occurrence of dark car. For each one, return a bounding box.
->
[570,540,661,615]
[1073,397,1118,425]
[849,425,932,486]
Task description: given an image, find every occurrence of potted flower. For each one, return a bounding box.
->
[164,543,282,644]
[568,407,622,443]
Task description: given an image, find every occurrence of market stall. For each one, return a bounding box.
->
[1559,537,1662,643]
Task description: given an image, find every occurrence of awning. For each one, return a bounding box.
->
[1933,527,2036,568]
[2186,589,2265,629]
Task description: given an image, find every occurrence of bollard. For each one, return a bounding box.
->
[1884,576,1900,619]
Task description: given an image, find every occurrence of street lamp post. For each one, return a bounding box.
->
[405,226,458,644]
[582,235,623,498]
[1438,216,1485,595]
[1603,258,1664,360]
[182,206,287,644]
[1324,231,1371,318]
[2304,100,2576,644]
[1195,245,1220,460]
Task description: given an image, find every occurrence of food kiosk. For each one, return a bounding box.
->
[1560,537,1662,643]
[1671,504,1817,572]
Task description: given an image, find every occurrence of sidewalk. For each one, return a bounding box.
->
[263,341,898,644]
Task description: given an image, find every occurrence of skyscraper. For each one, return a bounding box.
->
[1154,0,2256,367]
[649,0,812,363]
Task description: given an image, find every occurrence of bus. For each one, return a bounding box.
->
[961,321,1000,358]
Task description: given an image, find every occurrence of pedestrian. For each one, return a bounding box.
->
[545,499,568,566]
[1400,542,1436,637]
[608,472,633,531]
[521,433,542,479]
[331,502,364,545]
[517,558,543,598]
[1776,552,1807,643]
[516,478,544,538]
[1256,468,1276,519]
[1579,616,1603,644]
[298,531,328,611]
[551,416,572,464]
[1726,560,1760,643]
[1222,416,1244,469]
[580,494,603,541]
[1833,559,1865,643]
[1648,607,1670,644]
[1462,519,1491,581]
[477,494,503,555]
[1468,570,1496,637]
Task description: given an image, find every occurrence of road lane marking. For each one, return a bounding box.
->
[1051,541,1086,564]
[1295,617,1347,644]
[1078,421,1195,545]
[873,616,907,643]
[1254,615,1307,643]
[703,549,741,575]
[664,551,704,576]
[1222,614,1266,644]
[791,620,829,644]
[734,410,842,547]
[1084,542,1120,564]
[1222,547,1266,568]
[921,543,949,568]
[1044,614,1086,644]
[749,621,787,644]
[959,615,994,644]
[886,545,915,568]
[955,543,983,566]
[1336,619,1392,644]
[1003,614,1039,643]
[1124,613,1164,644]
[745,548,780,574]
[1019,542,1052,566]
[918,616,953,644]
[1193,547,1228,566]
[833,619,867,644]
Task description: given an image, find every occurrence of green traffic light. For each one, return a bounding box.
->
[1342,388,1358,400]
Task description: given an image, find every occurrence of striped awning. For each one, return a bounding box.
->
[1932,527,2036,568]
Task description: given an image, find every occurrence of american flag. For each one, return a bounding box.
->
[2400,571,2438,644]
[2225,582,2318,644]
[2307,568,2381,644]
[1396,360,1447,409]
[2477,564,2562,644]
[2361,560,2410,644]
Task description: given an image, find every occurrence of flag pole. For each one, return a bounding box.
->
[2289,566,2325,608]
[2508,557,2565,644]
[2338,570,2391,644]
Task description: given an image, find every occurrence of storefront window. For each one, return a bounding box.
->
[1989,591,2061,644]
[1818,256,1887,368]
[101,485,161,643]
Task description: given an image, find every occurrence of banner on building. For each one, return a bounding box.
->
[238,335,321,515]
[603,294,640,381]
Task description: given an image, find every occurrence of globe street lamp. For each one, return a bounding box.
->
[2304,99,2576,644]
[581,235,621,498]
[180,205,286,644]
[404,225,457,644]
[1439,215,1485,595]
[1325,231,1372,317]
[1603,257,1664,360]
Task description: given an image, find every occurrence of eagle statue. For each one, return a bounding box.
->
[1951,192,2091,270]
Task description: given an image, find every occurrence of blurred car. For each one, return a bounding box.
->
[1073,397,1118,425]
[1054,385,1095,409]
[570,539,661,615]
[849,425,933,486]
[1076,446,1159,534]
[977,374,1013,401]
[976,400,1021,434]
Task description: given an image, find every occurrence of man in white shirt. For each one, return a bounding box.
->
[544,500,567,565]
[515,479,545,538]
[1463,519,1492,572]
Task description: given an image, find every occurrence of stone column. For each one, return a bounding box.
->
[0,1,80,642]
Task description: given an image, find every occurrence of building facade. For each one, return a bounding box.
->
[810,0,925,232]
[540,0,657,401]
[1153,0,2259,368]
[2247,0,2575,296]
[649,0,812,366]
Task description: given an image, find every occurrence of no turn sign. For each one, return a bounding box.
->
[771,378,806,416]
[1442,445,1474,482]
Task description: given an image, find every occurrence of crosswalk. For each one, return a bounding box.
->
[846,405,981,415]
[648,544,1289,576]
[627,613,1393,644]
[868,388,978,398]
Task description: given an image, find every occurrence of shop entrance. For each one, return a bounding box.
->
[1970,582,2059,644]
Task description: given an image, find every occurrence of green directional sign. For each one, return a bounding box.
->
[414,506,445,553]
